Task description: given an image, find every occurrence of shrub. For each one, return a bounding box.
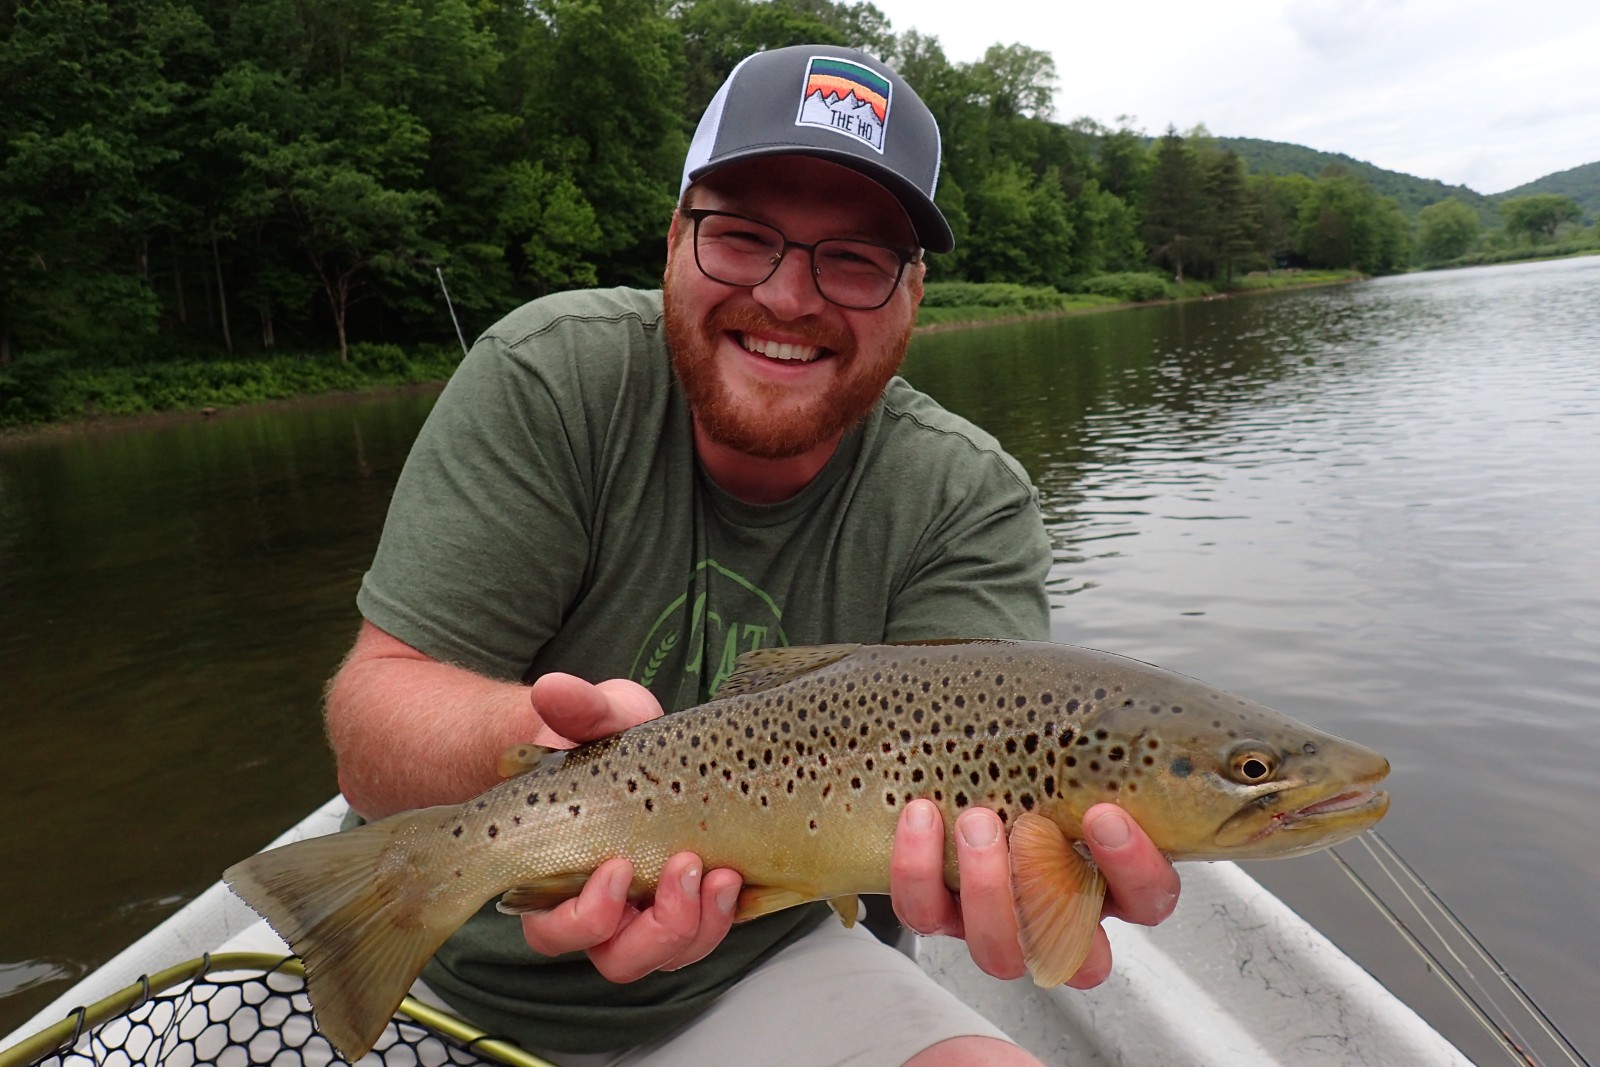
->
[1080,272,1174,302]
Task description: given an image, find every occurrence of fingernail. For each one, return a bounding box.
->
[958,810,998,848]
[1089,809,1130,849]
[907,800,935,833]
[715,885,739,914]
[680,864,702,896]
[607,864,631,902]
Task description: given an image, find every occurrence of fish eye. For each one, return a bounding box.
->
[1228,746,1277,783]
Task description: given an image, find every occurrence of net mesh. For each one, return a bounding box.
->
[14,958,528,1067]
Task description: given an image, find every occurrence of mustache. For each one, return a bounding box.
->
[705,305,854,355]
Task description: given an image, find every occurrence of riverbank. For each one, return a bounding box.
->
[0,272,1364,437]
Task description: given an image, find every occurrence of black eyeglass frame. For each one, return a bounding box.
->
[683,209,918,311]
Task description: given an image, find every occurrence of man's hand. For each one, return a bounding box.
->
[888,800,1179,987]
[519,674,745,980]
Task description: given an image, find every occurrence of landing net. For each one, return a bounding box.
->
[0,953,556,1067]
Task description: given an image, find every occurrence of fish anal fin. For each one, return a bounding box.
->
[497,743,563,779]
[496,873,593,914]
[1008,812,1107,987]
[734,884,818,922]
[711,645,861,700]
[828,894,862,927]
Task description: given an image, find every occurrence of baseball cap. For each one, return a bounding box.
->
[680,44,954,253]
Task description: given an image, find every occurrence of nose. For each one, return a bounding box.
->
[751,246,828,320]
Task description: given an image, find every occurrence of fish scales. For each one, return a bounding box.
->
[226,640,1390,1059]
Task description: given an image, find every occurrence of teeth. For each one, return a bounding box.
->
[739,333,822,363]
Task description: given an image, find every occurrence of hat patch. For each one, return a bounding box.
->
[795,56,891,154]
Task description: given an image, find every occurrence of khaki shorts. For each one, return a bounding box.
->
[225,912,1014,1067]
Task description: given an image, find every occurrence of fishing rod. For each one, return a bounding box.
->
[1329,831,1592,1067]
[437,267,469,357]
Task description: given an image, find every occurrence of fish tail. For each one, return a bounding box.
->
[224,805,468,1060]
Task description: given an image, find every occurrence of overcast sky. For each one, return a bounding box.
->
[868,0,1600,194]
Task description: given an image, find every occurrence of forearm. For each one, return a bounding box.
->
[324,621,559,819]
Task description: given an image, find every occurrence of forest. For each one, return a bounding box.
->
[2,0,1596,416]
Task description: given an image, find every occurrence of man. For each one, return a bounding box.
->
[327,44,1179,1067]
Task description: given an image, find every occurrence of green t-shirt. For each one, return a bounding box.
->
[357,286,1051,1053]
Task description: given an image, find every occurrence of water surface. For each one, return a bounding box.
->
[3,259,1597,1060]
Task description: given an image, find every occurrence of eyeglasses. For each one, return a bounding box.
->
[684,209,915,311]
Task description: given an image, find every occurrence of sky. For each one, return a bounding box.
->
[866,0,1600,194]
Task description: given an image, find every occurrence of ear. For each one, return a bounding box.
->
[906,259,926,310]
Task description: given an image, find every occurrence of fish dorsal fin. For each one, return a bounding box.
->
[496,742,563,779]
[1009,812,1107,987]
[710,645,861,700]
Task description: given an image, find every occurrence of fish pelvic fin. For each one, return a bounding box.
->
[496,873,594,914]
[828,894,862,927]
[1009,812,1107,987]
[224,807,468,1061]
[734,884,818,922]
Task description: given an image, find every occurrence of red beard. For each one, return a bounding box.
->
[663,274,911,460]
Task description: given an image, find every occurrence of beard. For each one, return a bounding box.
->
[663,272,913,460]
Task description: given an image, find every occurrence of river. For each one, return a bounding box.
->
[3,256,1598,1062]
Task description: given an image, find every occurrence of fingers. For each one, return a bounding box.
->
[889,801,1024,979]
[1081,804,1180,927]
[520,854,741,984]
[951,808,1026,979]
[521,857,634,956]
[890,800,963,937]
[529,673,663,745]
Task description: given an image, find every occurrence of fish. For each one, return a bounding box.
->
[224,640,1390,1059]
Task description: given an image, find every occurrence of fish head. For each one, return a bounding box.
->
[1083,694,1390,861]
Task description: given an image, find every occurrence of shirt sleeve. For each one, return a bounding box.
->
[356,331,595,680]
[883,462,1053,644]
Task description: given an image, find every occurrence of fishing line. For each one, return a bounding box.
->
[1329,832,1591,1067]
[1326,844,1533,1065]
[1359,831,1591,1067]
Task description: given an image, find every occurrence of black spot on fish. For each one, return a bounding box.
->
[954,791,969,808]
[988,761,1001,781]
[644,798,654,812]
[885,792,897,807]
[1171,757,1193,778]
[475,801,487,811]
[1109,747,1125,762]
[1094,688,1107,700]
[453,825,464,837]
[487,824,499,839]
[568,805,581,817]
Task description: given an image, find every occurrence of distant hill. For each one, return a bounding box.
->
[1494,161,1600,224]
[1215,137,1497,222]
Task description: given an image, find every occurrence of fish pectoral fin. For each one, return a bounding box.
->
[828,894,862,927]
[496,743,562,779]
[734,884,818,922]
[1008,812,1107,988]
[496,873,593,914]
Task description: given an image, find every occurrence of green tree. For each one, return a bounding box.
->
[1415,198,1479,263]
[1296,173,1408,274]
[1500,194,1582,243]
[0,0,204,363]
[1248,173,1314,267]
[1141,127,1205,282]
[1202,149,1256,283]
[962,164,1073,287]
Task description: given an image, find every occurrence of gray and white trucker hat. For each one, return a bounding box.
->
[680,44,954,253]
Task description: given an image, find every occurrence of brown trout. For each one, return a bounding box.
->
[225,640,1389,1058]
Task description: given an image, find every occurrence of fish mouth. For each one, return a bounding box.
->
[1217,774,1390,858]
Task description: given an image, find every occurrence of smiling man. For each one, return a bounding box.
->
[326,44,1179,1067]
